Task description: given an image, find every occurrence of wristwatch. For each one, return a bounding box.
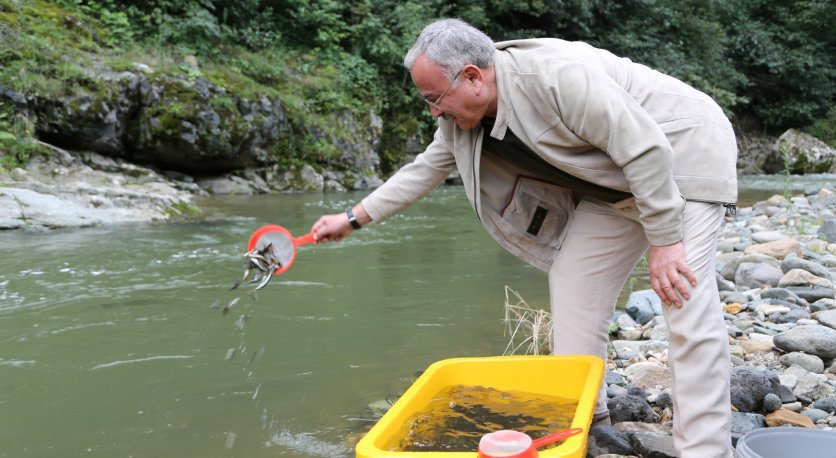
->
[346,208,362,230]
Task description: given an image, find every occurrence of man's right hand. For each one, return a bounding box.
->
[310,204,370,242]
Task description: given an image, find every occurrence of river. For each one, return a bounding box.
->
[0,174,833,458]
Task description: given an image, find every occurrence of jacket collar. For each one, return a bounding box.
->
[489,49,511,141]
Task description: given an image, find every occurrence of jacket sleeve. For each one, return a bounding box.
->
[361,128,457,222]
[547,62,685,246]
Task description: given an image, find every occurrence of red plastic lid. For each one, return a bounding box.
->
[478,430,535,458]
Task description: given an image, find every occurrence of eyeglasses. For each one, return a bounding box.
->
[423,69,463,108]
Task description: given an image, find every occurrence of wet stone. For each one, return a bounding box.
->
[815,309,836,329]
[653,391,673,410]
[763,393,782,412]
[730,366,783,412]
[760,287,803,303]
[779,269,834,289]
[605,371,627,386]
[730,412,766,447]
[628,431,676,458]
[813,395,836,414]
[773,324,836,360]
[780,352,825,373]
[607,394,657,424]
[818,219,836,243]
[781,252,832,279]
[811,298,836,312]
[625,385,647,398]
[752,230,787,243]
[778,384,797,403]
[586,425,635,457]
[802,408,830,423]
[607,385,628,398]
[785,286,836,303]
[735,262,783,289]
[625,290,663,326]
[765,409,815,428]
[720,291,752,304]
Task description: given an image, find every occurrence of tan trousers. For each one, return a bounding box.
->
[549,198,732,458]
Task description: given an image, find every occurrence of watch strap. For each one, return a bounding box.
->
[346,208,362,230]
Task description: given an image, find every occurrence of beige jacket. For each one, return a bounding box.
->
[362,38,738,271]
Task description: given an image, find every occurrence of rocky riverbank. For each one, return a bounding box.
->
[587,188,836,457]
[0,145,204,230]
[0,140,387,231]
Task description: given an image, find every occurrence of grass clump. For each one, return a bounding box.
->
[0,107,49,171]
[502,286,553,356]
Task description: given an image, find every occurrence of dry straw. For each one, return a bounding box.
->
[502,285,553,356]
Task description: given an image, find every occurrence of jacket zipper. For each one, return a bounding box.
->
[472,127,481,222]
[691,199,737,216]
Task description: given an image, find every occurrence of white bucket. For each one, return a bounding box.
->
[735,427,836,458]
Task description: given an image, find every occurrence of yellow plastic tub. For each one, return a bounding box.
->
[356,355,605,458]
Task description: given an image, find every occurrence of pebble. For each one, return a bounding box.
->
[782,252,832,278]
[765,409,816,428]
[757,303,791,315]
[780,352,825,373]
[739,334,775,354]
[811,298,836,312]
[763,393,782,412]
[752,230,787,243]
[779,269,834,288]
[744,238,803,260]
[783,401,803,412]
[813,395,836,414]
[816,309,836,329]
[802,408,830,423]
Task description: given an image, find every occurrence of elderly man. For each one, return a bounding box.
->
[312,18,737,457]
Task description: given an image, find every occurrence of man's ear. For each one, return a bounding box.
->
[462,64,482,84]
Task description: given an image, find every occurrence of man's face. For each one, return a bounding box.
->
[410,54,485,130]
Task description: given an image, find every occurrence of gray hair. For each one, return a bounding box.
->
[403,19,495,83]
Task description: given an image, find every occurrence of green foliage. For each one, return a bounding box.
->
[586,1,747,110]
[805,106,836,148]
[0,107,47,171]
[57,0,133,46]
[718,0,836,131]
[3,0,834,174]
[0,0,103,98]
[379,113,420,175]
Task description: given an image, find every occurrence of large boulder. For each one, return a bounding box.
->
[773,325,836,360]
[760,129,836,174]
[28,66,383,188]
[625,290,663,325]
[32,71,291,174]
[730,366,783,412]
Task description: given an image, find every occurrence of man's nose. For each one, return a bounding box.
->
[428,104,444,118]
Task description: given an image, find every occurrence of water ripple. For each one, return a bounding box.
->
[90,355,194,371]
[49,321,116,335]
[0,358,36,368]
[266,429,350,458]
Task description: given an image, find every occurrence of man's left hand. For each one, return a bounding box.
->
[647,242,696,308]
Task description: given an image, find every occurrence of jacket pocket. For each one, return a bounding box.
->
[501,176,574,252]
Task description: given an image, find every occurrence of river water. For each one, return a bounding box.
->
[0,174,832,458]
